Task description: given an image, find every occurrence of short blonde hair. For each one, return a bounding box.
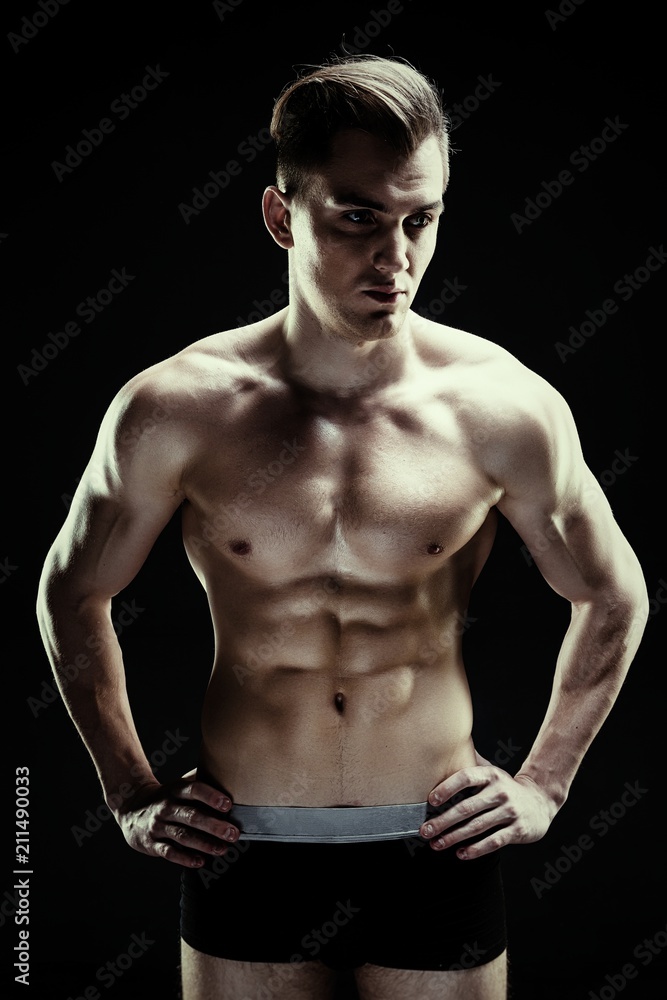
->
[270,55,450,196]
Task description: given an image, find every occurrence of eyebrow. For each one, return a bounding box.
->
[332,192,444,214]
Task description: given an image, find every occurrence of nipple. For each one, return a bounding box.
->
[427,542,443,555]
[229,539,251,555]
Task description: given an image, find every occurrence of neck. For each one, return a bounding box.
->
[277,306,416,398]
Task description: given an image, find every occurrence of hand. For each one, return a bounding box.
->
[419,751,558,859]
[112,772,240,868]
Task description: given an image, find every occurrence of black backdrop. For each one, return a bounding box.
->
[3,2,666,998]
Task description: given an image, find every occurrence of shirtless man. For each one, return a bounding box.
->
[37,56,648,1000]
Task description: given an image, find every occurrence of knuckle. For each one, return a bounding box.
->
[148,814,165,835]
[175,806,194,825]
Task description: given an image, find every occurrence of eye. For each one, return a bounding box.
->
[407,214,433,229]
[343,209,375,225]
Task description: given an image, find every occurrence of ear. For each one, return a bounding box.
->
[262,186,294,249]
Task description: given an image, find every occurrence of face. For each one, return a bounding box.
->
[267,129,445,344]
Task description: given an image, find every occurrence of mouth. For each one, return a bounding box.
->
[362,287,406,305]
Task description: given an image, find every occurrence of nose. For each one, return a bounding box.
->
[373,225,409,274]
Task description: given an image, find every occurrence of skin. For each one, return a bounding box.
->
[37,129,649,999]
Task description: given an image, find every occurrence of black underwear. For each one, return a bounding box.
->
[180,836,507,972]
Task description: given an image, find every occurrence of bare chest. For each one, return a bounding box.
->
[181,394,499,581]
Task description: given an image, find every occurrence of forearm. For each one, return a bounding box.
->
[515,586,648,809]
[36,581,157,803]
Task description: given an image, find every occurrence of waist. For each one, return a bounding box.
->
[226,799,469,843]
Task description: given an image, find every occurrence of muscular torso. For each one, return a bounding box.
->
[174,312,504,806]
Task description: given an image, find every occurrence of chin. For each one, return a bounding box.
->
[362,313,406,341]
[345,307,407,343]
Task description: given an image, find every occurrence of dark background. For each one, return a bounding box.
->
[2,1,665,997]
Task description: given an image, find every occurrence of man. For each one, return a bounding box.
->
[37,55,648,1000]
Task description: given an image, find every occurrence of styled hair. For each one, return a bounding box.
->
[270,55,450,197]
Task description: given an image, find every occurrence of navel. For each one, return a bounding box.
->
[426,542,443,555]
[334,692,345,714]
[229,539,252,555]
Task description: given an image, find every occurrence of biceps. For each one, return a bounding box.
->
[44,487,183,603]
[498,488,625,603]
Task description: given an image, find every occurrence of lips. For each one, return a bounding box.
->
[363,286,406,304]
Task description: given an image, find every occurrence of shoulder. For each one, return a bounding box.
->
[412,312,571,420]
[412,312,585,486]
[84,317,281,495]
[105,314,284,431]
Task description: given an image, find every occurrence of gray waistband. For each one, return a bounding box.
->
[228,801,441,843]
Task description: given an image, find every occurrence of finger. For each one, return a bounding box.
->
[427,766,492,806]
[164,803,240,843]
[172,779,233,813]
[158,820,236,858]
[150,838,214,869]
[452,827,510,860]
[421,793,498,839]
[427,808,504,850]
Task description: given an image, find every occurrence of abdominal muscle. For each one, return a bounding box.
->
[197,591,478,808]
